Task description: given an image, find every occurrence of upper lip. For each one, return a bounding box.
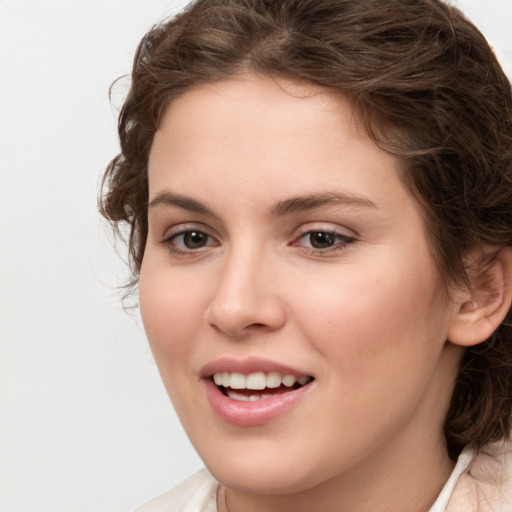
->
[200,357,312,378]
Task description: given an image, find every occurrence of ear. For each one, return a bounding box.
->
[448,247,512,347]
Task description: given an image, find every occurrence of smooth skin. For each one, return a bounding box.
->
[139,75,507,512]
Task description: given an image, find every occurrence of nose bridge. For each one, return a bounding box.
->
[207,238,284,336]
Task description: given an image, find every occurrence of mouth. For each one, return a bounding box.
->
[211,371,314,402]
[201,358,315,426]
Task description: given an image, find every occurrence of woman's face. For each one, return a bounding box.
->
[140,75,461,496]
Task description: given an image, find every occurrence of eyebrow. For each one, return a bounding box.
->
[148,190,377,216]
[148,192,214,215]
[270,192,377,215]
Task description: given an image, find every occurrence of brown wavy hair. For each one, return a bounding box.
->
[100,0,512,458]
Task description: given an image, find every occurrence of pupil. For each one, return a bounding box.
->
[184,231,207,249]
[310,232,334,249]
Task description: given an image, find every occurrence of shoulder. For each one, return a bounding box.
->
[134,469,218,512]
[446,437,512,512]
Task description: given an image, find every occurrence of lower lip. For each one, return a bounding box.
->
[203,378,312,427]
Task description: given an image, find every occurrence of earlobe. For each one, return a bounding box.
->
[448,247,512,347]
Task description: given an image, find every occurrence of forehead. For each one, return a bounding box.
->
[157,74,362,138]
[148,75,402,202]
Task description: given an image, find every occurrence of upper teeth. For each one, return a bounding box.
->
[212,372,310,390]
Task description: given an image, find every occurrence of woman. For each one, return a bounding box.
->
[101,0,512,510]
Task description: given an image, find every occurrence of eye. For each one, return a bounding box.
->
[161,228,218,255]
[293,229,356,253]
[305,231,338,249]
[175,231,210,249]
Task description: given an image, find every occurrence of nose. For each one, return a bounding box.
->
[206,248,286,338]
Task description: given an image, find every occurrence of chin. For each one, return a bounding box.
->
[194,433,335,496]
[207,459,315,495]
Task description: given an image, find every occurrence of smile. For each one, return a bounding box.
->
[202,361,315,426]
[212,371,313,401]
[201,358,315,425]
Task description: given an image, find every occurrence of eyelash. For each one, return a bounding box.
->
[160,228,218,256]
[159,227,357,257]
[292,230,357,255]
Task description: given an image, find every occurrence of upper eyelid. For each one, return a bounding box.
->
[291,221,357,238]
[297,229,354,239]
[161,222,218,240]
[292,230,356,246]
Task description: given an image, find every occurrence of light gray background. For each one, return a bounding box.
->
[0,1,511,511]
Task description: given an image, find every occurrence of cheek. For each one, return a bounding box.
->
[139,262,207,366]
[292,254,447,378]
[138,264,213,425]
[288,261,451,452]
